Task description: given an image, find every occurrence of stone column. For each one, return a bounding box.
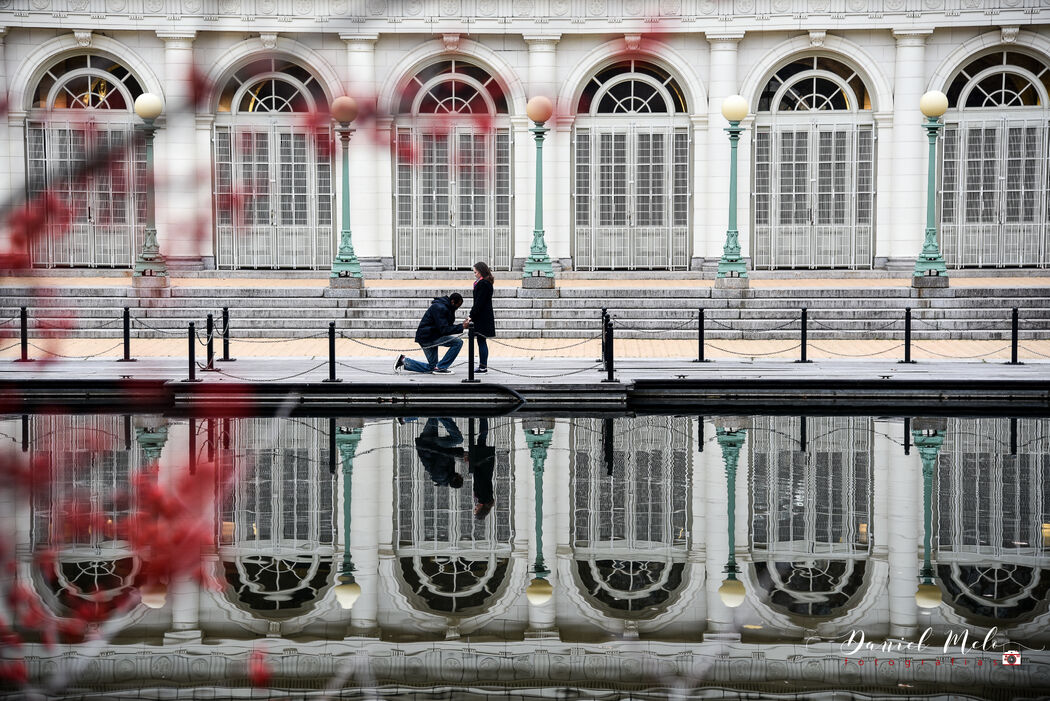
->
[0,28,10,213]
[889,30,933,271]
[154,32,200,268]
[194,114,215,268]
[525,35,560,105]
[341,35,383,268]
[887,422,922,638]
[689,114,708,271]
[524,36,564,269]
[511,115,535,270]
[688,416,709,632]
[873,112,895,268]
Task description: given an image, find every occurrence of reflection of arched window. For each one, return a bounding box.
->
[218,418,337,620]
[394,60,512,271]
[940,51,1050,268]
[213,57,333,270]
[935,418,1050,625]
[394,418,514,616]
[573,60,691,271]
[570,416,690,619]
[752,56,875,270]
[30,415,143,618]
[750,417,873,619]
[26,54,147,269]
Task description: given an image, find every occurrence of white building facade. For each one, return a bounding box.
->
[1,3,1049,273]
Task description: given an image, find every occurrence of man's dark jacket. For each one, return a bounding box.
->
[415,296,464,345]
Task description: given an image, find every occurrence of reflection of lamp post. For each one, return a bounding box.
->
[912,419,945,609]
[913,91,949,288]
[524,421,555,606]
[334,427,363,609]
[330,96,363,288]
[716,95,750,289]
[716,422,747,607]
[134,416,168,608]
[132,93,169,290]
[522,96,555,289]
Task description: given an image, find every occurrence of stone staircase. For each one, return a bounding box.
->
[2,283,1050,341]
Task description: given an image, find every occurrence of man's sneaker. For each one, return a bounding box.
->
[475,367,488,374]
[432,368,455,375]
[394,355,405,374]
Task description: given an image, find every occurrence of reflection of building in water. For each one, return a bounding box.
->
[935,418,1050,627]
[394,418,515,617]
[217,418,337,620]
[3,414,1049,696]
[570,416,691,620]
[749,416,873,620]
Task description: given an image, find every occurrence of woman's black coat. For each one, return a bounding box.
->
[470,279,496,338]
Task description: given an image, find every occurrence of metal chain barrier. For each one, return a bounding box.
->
[26,341,125,360]
[339,331,465,352]
[807,343,905,357]
[910,343,1012,359]
[705,342,803,357]
[808,317,902,333]
[0,342,21,353]
[486,334,603,351]
[0,315,17,326]
[706,315,801,333]
[336,359,399,376]
[30,315,123,330]
[201,360,330,383]
[133,316,187,336]
[485,362,605,379]
[1019,344,1050,359]
[610,315,699,333]
[226,331,330,344]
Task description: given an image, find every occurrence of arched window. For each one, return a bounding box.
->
[750,416,873,620]
[940,50,1050,268]
[218,418,337,620]
[570,416,691,619]
[934,418,1050,626]
[213,57,334,270]
[26,54,147,269]
[393,418,515,617]
[393,60,512,271]
[752,56,876,270]
[573,60,691,271]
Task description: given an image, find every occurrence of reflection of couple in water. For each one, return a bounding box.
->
[413,417,496,520]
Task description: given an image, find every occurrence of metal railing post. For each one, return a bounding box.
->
[901,307,914,364]
[602,317,616,383]
[16,307,31,362]
[323,322,341,383]
[220,307,235,362]
[187,323,201,382]
[1009,307,1021,365]
[205,313,215,371]
[796,308,810,363]
[694,308,709,363]
[463,327,479,383]
[118,307,135,362]
[598,307,608,366]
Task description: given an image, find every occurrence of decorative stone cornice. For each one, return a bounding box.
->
[157,30,196,48]
[706,30,745,46]
[523,34,560,50]
[340,32,378,48]
[891,27,934,45]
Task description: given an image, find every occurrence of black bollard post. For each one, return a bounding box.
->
[323,322,341,383]
[797,308,810,363]
[21,414,29,453]
[799,416,807,452]
[205,314,216,371]
[603,417,615,476]
[1009,307,1021,365]
[123,414,132,451]
[903,417,911,456]
[694,308,709,363]
[901,307,914,364]
[118,307,135,362]
[207,418,216,464]
[16,307,31,362]
[697,415,705,453]
[463,327,480,383]
[1010,417,1017,456]
[222,417,231,451]
[597,307,608,365]
[220,307,235,362]
[328,417,337,475]
[189,418,197,475]
[187,323,201,382]
[602,317,616,383]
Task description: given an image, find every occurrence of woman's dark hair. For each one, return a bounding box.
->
[473,261,494,282]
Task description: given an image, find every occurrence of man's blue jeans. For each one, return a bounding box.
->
[404,335,463,372]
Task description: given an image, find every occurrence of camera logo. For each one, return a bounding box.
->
[1002,651,1021,666]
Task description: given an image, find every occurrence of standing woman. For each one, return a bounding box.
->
[469,261,496,373]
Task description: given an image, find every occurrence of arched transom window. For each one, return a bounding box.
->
[752,55,875,271]
[394,60,512,271]
[940,50,1050,269]
[26,55,147,269]
[213,57,334,270]
[573,61,691,271]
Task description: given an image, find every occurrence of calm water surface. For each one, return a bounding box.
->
[0,413,1047,700]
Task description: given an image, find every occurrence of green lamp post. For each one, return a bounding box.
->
[334,426,363,610]
[132,93,170,290]
[522,96,555,289]
[913,91,949,288]
[523,422,555,606]
[716,95,750,289]
[330,96,363,289]
[716,424,747,608]
[911,420,945,609]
